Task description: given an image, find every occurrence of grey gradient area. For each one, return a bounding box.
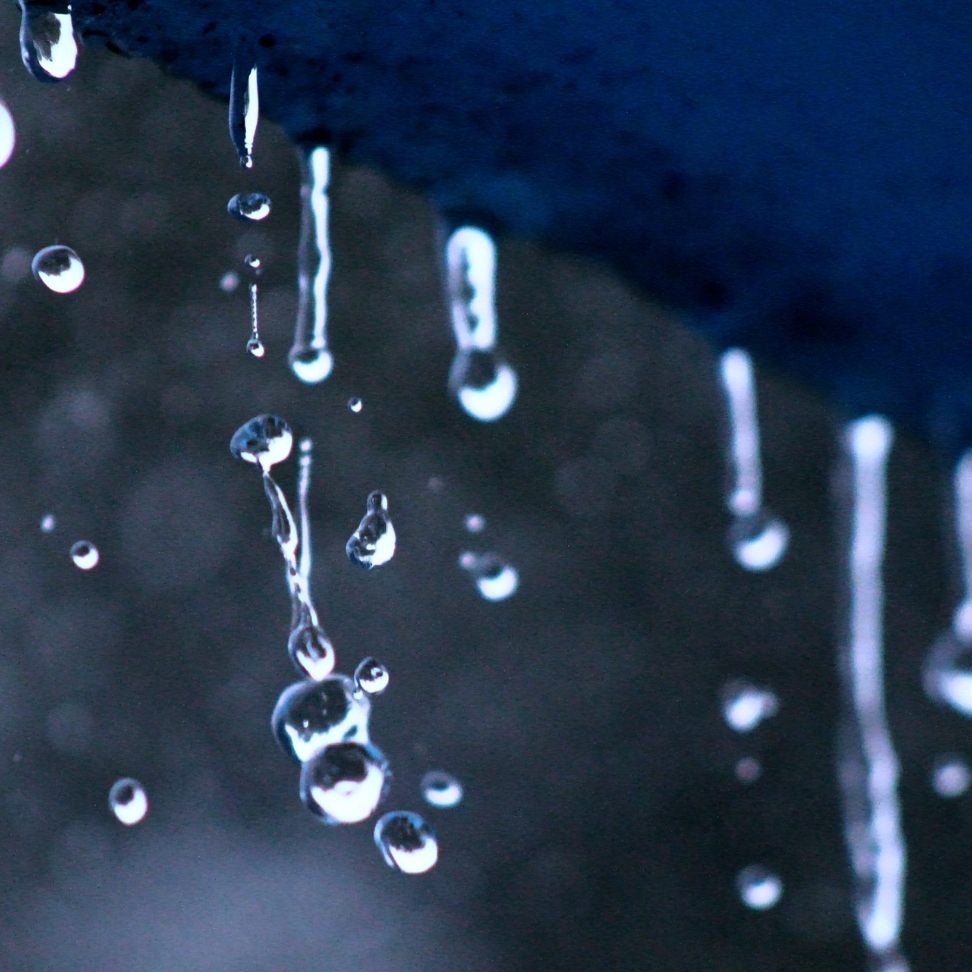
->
[1,8,972,972]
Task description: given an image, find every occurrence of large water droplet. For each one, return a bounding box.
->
[40,513,55,533]
[290,347,334,384]
[227,191,271,221]
[737,865,783,910]
[354,657,389,695]
[932,754,971,798]
[459,552,519,601]
[346,491,397,569]
[449,349,518,422]
[420,770,463,808]
[0,98,15,169]
[31,245,84,294]
[288,616,336,682]
[229,414,293,471]
[272,676,372,764]
[109,777,148,826]
[727,509,789,572]
[300,741,389,825]
[228,55,258,168]
[374,811,439,874]
[721,679,778,733]
[19,1,78,82]
[70,540,99,570]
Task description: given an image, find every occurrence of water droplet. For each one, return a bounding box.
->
[721,679,778,733]
[228,55,258,168]
[449,349,518,423]
[348,397,363,413]
[464,514,486,533]
[70,540,99,570]
[246,337,265,357]
[244,253,262,271]
[737,865,783,910]
[346,491,397,569]
[219,270,240,292]
[272,676,372,764]
[354,657,389,695]
[31,245,84,294]
[374,810,439,873]
[19,1,78,82]
[290,347,334,384]
[229,414,293,471]
[924,625,972,717]
[109,777,148,826]
[420,770,463,808]
[40,513,55,533]
[932,754,971,798]
[727,509,789,572]
[288,616,336,681]
[459,552,519,601]
[735,757,762,783]
[0,98,15,169]
[246,282,263,357]
[300,741,389,825]
[227,191,271,221]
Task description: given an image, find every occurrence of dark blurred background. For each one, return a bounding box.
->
[0,4,971,970]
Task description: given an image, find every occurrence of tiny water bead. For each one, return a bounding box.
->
[736,865,783,910]
[464,514,486,533]
[31,245,84,294]
[230,414,293,471]
[300,741,389,825]
[227,191,271,221]
[421,770,463,808]
[459,552,519,602]
[721,680,779,733]
[40,513,55,533]
[932,755,971,798]
[70,540,99,570]
[374,811,439,874]
[109,778,148,826]
[348,397,363,413]
[347,491,397,569]
[449,348,518,423]
[0,98,14,170]
[354,657,389,696]
[19,1,78,82]
[288,616,336,682]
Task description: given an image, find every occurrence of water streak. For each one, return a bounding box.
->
[246,283,264,357]
[228,51,258,168]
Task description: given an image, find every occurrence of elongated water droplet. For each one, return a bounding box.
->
[40,513,55,533]
[229,414,293,471]
[109,777,148,825]
[0,98,15,169]
[348,397,363,413]
[300,741,389,825]
[721,679,778,733]
[19,1,77,82]
[374,811,438,873]
[736,865,782,910]
[227,191,271,222]
[288,614,336,682]
[459,551,518,601]
[228,52,258,168]
[70,540,99,570]
[245,283,265,356]
[421,770,463,808]
[464,514,486,533]
[290,146,334,383]
[347,491,396,569]
[32,245,84,293]
[932,754,971,798]
[354,657,389,695]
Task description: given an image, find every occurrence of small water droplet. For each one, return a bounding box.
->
[449,349,518,422]
[219,270,240,292]
[348,397,363,413]
[19,2,78,82]
[31,245,84,293]
[737,865,783,910]
[227,191,271,222]
[735,757,762,783]
[300,741,389,824]
[374,810,439,873]
[0,98,15,169]
[109,777,148,826]
[924,628,972,717]
[244,253,262,271]
[229,414,293,471]
[420,770,463,808]
[459,552,519,601]
[464,514,486,533]
[290,347,334,384]
[721,680,779,733]
[246,337,265,357]
[70,540,99,570]
[40,513,55,533]
[727,509,789,571]
[354,657,389,695]
[288,617,336,681]
[932,754,971,798]
[346,491,397,569]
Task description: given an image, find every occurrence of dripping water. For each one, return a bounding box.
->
[228,49,258,168]
[18,0,77,82]
[246,282,264,357]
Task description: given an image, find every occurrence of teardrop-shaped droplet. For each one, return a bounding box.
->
[246,337,265,357]
[0,98,15,169]
[228,53,258,168]
[288,617,336,681]
[449,349,518,422]
[727,508,789,572]
[229,414,293,470]
[348,397,363,413]
[290,347,334,384]
[272,676,372,764]
[31,245,84,294]
[300,741,389,825]
[374,810,438,874]
[70,540,99,570]
[736,865,782,910]
[346,491,396,569]
[227,191,271,222]
[459,551,519,601]
[109,777,148,825]
[354,657,389,695]
[420,770,463,808]
[19,1,78,82]
[931,754,971,798]
[721,679,778,733]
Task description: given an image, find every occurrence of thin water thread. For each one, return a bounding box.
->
[720,347,762,517]
[445,226,497,351]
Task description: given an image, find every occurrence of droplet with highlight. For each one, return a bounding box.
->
[374,810,439,874]
[421,770,463,808]
[932,755,971,798]
[721,680,778,733]
[229,414,293,471]
[300,741,389,825]
[227,191,271,221]
[40,513,55,533]
[348,397,363,413]
[288,615,336,682]
[70,541,99,570]
[737,865,783,910]
[19,1,78,82]
[228,53,258,168]
[459,552,519,601]
[346,491,397,569]
[109,777,148,826]
[727,509,790,572]
[354,657,389,695]
[449,349,518,423]
[465,514,486,533]
[0,98,14,169]
[32,245,84,294]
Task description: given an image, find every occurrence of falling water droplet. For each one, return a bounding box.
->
[931,754,971,798]
[459,551,519,601]
[464,514,486,533]
[245,283,264,356]
[0,98,15,170]
[420,770,463,808]
[449,348,518,423]
[348,397,363,413]
[40,513,55,533]
[109,777,148,826]
[354,657,389,695]
[272,676,372,764]
[229,414,293,470]
[721,680,778,732]
[19,0,78,82]
[736,865,783,910]
[219,270,240,292]
[227,191,271,222]
[70,540,99,570]
[728,508,790,572]
[228,52,258,168]
[346,491,397,569]
[246,338,265,357]
[288,615,336,682]
[300,741,389,825]
[374,810,439,874]
[244,254,262,272]
[735,757,762,783]
[31,245,84,294]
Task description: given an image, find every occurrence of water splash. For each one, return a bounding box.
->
[109,777,148,826]
[0,98,14,169]
[227,191,271,221]
[420,770,463,808]
[346,491,397,569]
[246,283,264,357]
[289,146,334,383]
[459,551,518,601]
[736,865,783,910]
[228,51,258,168]
[720,679,778,733]
[70,540,99,570]
[374,810,439,873]
[300,741,390,825]
[32,245,84,294]
[354,657,389,695]
[18,0,77,82]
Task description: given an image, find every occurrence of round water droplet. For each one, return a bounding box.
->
[109,777,148,826]
[346,491,396,569]
[70,540,99,570]
[932,754,971,798]
[246,337,265,358]
[219,270,240,292]
[735,757,762,784]
[288,619,336,681]
[348,397,363,413]
[290,347,334,384]
[721,680,778,733]
[464,514,486,533]
[272,676,372,764]
[374,811,439,874]
[736,865,783,910]
[459,552,519,601]
[244,253,261,271]
[727,509,789,571]
[31,245,84,294]
[354,657,389,695]
[229,414,293,470]
[420,770,463,808]
[300,741,389,825]
[40,513,55,533]
[449,349,518,422]
[924,627,972,717]
[0,98,14,170]
[227,191,271,221]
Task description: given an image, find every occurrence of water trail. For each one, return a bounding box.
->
[246,283,264,357]
[838,416,909,972]
[289,146,334,383]
[719,348,789,570]
[228,50,258,168]
[19,0,77,82]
